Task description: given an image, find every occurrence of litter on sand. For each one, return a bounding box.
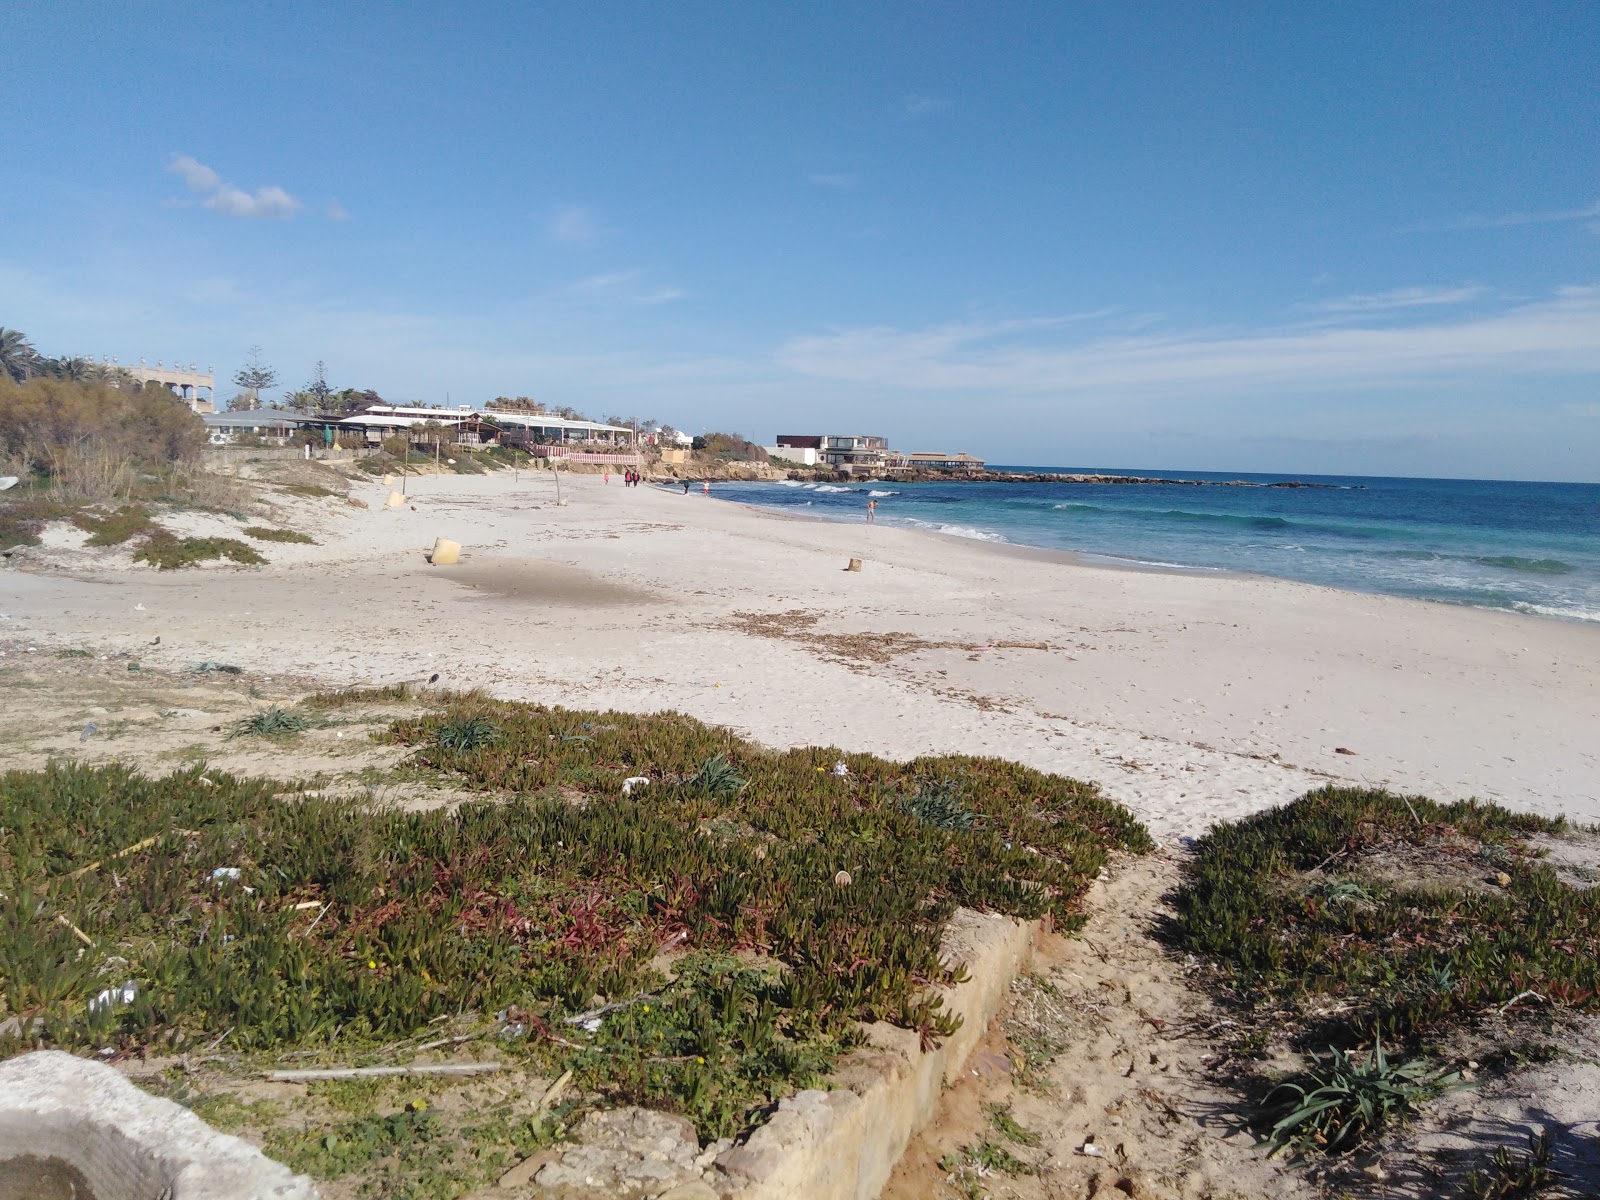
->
[89,982,136,1013]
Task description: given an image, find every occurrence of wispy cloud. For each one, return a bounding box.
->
[807,172,857,189]
[1300,284,1490,314]
[902,94,949,117]
[1422,200,1600,232]
[167,154,303,219]
[549,205,601,244]
[775,287,1600,395]
[326,200,351,221]
[559,270,685,306]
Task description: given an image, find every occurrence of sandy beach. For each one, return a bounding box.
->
[5,464,1596,836]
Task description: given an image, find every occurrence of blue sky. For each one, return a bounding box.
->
[4,2,1598,480]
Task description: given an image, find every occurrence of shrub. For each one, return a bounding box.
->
[241,526,316,544]
[133,533,265,570]
[0,376,204,498]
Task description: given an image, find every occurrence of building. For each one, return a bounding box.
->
[821,435,890,472]
[893,451,987,474]
[335,405,498,447]
[201,410,305,445]
[482,411,635,448]
[124,360,216,413]
[763,443,820,465]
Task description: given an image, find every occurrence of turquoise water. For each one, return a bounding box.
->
[716,469,1600,623]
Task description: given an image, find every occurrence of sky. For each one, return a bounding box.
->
[3,2,1598,480]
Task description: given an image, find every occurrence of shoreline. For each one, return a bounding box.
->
[3,465,1596,837]
[707,478,1600,627]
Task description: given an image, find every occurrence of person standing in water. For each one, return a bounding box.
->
[866,498,877,524]
[702,480,710,496]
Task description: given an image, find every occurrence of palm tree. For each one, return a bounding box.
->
[0,327,42,383]
[49,356,94,382]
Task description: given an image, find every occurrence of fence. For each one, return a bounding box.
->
[533,447,642,465]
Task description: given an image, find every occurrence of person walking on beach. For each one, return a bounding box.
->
[702,480,710,497]
[866,498,877,524]
[683,480,691,494]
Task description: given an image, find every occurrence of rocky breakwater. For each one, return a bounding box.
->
[795,470,1348,487]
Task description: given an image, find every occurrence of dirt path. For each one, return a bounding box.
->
[882,854,1312,1200]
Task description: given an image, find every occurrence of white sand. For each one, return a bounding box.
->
[5,468,1596,837]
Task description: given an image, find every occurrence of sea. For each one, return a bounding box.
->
[714,469,1600,624]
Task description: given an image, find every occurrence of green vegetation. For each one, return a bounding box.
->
[74,505,159,546]
[0,701,1143,1142]
[693,432,768,462]
[242,526,316,544]
[432,714,500,752]
[0,497,73,547]
[1173,786,1600,1155]
[228,707,319,739]
[1462,1131,1558,1199]
[985,1102,1040,1147]
[939,1136,1035,1196]
[133,533,266,570]
[1258,1038,1455,1157]
[0,374,204,500]
[1172,787,1590,1048]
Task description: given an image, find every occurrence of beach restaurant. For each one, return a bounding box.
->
[484,411,636,449]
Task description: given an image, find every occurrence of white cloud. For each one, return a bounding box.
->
[168,154,220,193]
[549,205,600,243]
[166,154,303,219]
[205,184,301,220]
[807,173,857,189]
[775,288,1600,396]
[1301,284,1490,314]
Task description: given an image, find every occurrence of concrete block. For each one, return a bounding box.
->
[0,1050,317,1199]
[384,490,405,509]
[429,538,461,566]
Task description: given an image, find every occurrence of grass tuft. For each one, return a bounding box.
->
[229,707,317,739]
[433,715,500,751]
[1258,1037,1455,1157]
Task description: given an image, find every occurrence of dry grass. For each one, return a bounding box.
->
[725,609,1052,669]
